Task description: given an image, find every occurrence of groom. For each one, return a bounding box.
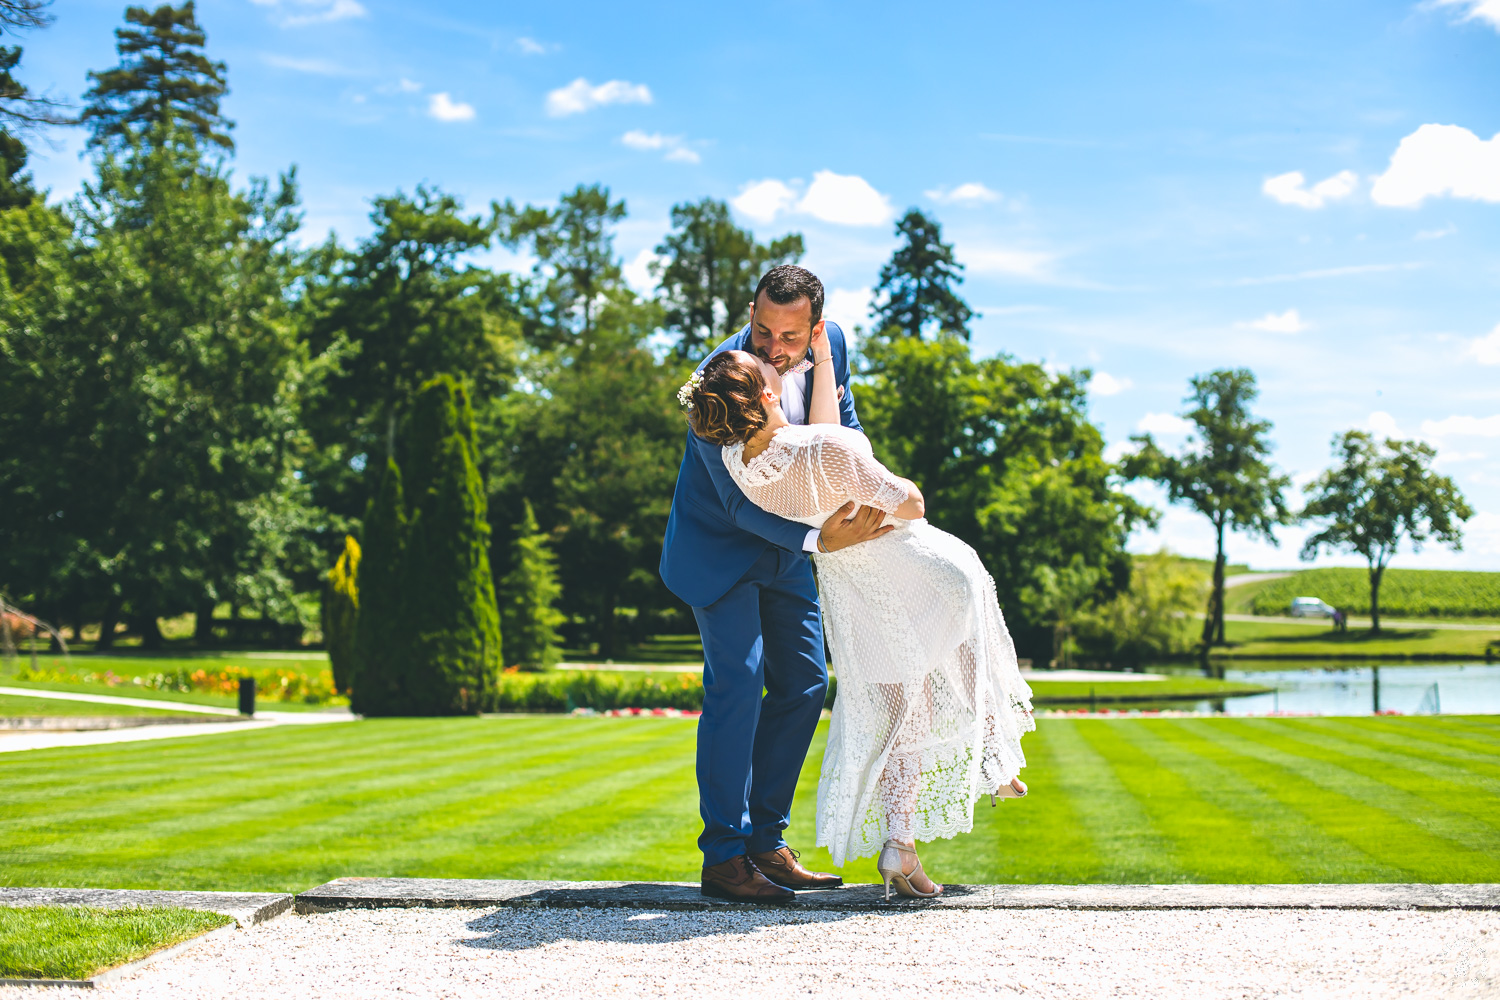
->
[660,265,890,902]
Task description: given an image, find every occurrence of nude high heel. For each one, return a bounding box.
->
[877,840,944,901]
[988,776,1028,807]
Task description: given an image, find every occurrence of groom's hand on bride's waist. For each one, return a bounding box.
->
[817,502,894,553]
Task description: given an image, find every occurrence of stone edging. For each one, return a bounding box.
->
[294,877,1500,913]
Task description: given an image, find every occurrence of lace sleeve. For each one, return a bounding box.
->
[814,433,911,514]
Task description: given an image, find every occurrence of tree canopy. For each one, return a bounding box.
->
[498,183,625,342]
[652,197,803,359]
[1300,431,1472,631]
[82,2,232,151]
[872,208,974,339]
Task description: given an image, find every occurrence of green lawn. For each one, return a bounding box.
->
[0,906,230,980]
[0,676,333,712]
[0,694,198,718]
[2,714,1495,890]
[1215,619,1500,660]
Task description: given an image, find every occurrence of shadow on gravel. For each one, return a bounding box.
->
[459,906,863,949]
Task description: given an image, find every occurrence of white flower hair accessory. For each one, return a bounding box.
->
[677,370,704,410]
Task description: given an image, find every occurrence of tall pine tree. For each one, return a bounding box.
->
[872,209,974,339]
[81,2,232,152]
[402,376,501,714]
[1,0,67,209]
[351,460,407,715]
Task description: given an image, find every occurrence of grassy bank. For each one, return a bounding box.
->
[0,906,230,981]
[1213,619,1500,660]
[2,714,1494,888]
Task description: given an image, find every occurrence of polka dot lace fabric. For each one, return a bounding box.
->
[724,424,1035,864]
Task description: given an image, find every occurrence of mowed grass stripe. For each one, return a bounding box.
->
[1078,721,1295,883]
[1317,717,1500,769]
[1200,721,1500,882]
[1228,721,1500,848]
[1161,721,1408,882]
[1036,721,1182,882]
[1291,719,1500,799]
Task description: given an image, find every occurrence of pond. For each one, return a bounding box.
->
[1157,662,1500,716]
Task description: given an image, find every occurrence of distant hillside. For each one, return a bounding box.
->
[1249,568,1500,619]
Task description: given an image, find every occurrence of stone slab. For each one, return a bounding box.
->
[295,877,1500,914]
[0,887,293,927]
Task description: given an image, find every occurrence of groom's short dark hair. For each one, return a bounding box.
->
[754,265,824,328]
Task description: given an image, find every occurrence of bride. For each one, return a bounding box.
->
[685,347,1035,900]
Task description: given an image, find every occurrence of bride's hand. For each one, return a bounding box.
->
[809,320,832,363]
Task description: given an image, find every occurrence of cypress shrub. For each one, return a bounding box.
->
[402,376,501,714]
[499,500,565,671]
[322,534,361,693]
[352,459,409,716]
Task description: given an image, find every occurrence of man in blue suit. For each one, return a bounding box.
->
[660,265,890,902]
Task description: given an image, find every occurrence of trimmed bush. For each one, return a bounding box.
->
[322,535,360,693]
[499,500,564,671]
[351,459,408,716]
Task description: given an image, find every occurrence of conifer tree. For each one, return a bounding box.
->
[402,376,501,713]
[499,500,564,671]
[872,209,974,339]
[322,534,360,694]
[81,2,232,152]
[351,460,407,715]
[1,1,67,209]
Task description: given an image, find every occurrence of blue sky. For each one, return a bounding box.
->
[17,0,1500,569]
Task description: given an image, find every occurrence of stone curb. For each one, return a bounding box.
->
[295,877,1500,914]
[0,888,294,927]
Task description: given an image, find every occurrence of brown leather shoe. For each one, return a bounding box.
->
[748,846,844,890]
[701,855,797,903]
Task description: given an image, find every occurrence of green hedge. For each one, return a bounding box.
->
[1250,568,1500,619]
[481,671,839,713]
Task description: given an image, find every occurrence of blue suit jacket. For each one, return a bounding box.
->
[659,322,862,608]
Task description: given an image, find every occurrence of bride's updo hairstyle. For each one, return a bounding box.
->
[686,351,768,445]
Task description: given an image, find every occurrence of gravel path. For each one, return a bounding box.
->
[11,905,1493,999]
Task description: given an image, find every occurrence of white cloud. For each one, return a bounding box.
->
[1236,308,1309,334]
[1432,0,1500,32]
[963,246,1055,281]
[1137,412,1194,435]
[1262,169,1358,209]
[427,92,475,122]
[731,179,799,224]
[251,0,366,27]
[824,287,873,330]
[1365,410,1402,438]
[1469,323,1500,365]
[1420,414,1500,438]
[622,248,660,295]
[261,53,349,75]
[621,131,700,163]
[1416,222,1457,240]
[516,36,553,55]
[545,78,652,117]
[397,77,422,93]
[1089,372,1132,396]
[925,182,1000,205]
[1370,124,1500,207]
[796,171,893,226]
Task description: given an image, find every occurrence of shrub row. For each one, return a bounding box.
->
[1250,568,1500,619]
[482,670,839,714]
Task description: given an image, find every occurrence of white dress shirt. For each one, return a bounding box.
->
[779,368,824,553]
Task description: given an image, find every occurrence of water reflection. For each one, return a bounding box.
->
[1158,662,1499,716]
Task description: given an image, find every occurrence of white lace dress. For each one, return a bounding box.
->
[723,423,1035,865]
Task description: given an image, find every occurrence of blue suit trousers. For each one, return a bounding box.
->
[693,545,827,867]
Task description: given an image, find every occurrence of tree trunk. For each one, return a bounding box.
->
[133,613,164,651]
[194,600,216,646]
[96,596,122,651]
[1204,518,1227,647]
[598,589,618,659]
[1369,563,1384,634]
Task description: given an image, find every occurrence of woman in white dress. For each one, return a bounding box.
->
[685,348,1034,900]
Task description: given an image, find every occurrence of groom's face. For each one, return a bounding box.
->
[749,293,813,375]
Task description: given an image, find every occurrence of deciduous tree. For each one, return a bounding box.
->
[1125,369,1290,647]
[1300,431,1472,632]
[652,197,803,359]
[497,183,624,342]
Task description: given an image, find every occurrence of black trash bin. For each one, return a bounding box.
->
[238,677,256,716]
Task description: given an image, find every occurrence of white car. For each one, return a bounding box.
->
[1289,596,1337,618]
